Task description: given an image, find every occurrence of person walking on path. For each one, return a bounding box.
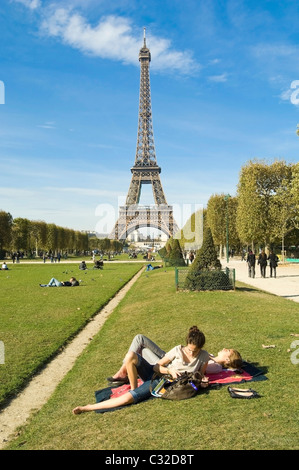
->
[247,250,256,278]
[258,250,268,278]
[268,251,279,278]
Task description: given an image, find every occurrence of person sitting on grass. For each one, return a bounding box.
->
[1,262,8,270]
[79,261,87,270]
[93,260,103,270]
[72,326,209,415]
[40,277,79,287]
[106,333,243,385]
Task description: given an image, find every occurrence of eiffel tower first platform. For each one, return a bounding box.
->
[110,29,179,241]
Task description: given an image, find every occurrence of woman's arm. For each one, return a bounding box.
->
[154,356,181,379]
[200,361,210,388]
[153,355,170,375]
[201,362,208,375]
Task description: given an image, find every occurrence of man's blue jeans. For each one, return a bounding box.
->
[48,278,63,287]
[129,354,160,404]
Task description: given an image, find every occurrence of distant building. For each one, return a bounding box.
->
[81,230,108,239]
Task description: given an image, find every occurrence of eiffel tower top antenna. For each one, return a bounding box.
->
[143,26,146,46]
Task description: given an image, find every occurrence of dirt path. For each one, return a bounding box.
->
[0,267,144,449]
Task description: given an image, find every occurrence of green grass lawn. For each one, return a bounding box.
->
[0,262,143,406]
[3,266,299,450]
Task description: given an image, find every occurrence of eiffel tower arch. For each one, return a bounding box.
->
[110,29,179,240]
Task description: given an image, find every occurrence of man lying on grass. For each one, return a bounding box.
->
[40,277,79,287]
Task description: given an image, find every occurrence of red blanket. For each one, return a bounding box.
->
[109,362,264,398]
[109,371,251,398]
[206,369,253,384]
[110,379,144,397]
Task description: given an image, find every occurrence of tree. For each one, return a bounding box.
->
[184,226,227,291]
[11,217,31,251]
[207,194,240,257]
[236,159,293,249]
[46,223,58,253]
[111,239,123,253]
[164,237,185,266]
[269,164,296,255]
[158,245,167,260]
[98,238,113,259]
[189,226,221,272]
[291,162,299,228]
[0,210,13,255]
[29,220,48,256]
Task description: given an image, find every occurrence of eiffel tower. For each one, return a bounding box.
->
[110,29,179,240]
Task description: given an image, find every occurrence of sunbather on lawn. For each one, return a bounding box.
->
[40,277,79,287]
[107,331,243,385]
[72,326,209,415]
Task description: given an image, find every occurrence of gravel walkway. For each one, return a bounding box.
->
[222,259,299,303]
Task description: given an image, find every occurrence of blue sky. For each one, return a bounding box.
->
[1,0,299,234]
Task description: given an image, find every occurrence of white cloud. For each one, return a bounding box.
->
[13,0,41,10]
[253,44,299,58]
[37,121,56,129]
[280,89,292,101]
[208,73,228,83]
[12,1,198,74]
[39,8,198,74]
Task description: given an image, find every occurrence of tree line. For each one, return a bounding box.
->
[0,215,89,258]
[0,213,125,260]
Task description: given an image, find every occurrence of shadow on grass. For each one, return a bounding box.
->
[248,361,269,376]
[235,285,260,293]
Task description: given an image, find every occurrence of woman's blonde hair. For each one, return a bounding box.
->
[226,349,242,369]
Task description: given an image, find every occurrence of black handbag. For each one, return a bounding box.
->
[151,371,205,401]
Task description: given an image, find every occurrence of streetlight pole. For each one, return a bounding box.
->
[224,194,231,263]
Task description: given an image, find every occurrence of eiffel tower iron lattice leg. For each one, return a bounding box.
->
[110,29,179,240]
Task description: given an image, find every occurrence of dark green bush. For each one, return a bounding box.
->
[160,237,186,267]
[190,226,221,271]
[184,269,233,291]
[158,246,167,260]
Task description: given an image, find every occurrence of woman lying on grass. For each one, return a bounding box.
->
[72,326,209,415]
[107,332,243,385]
